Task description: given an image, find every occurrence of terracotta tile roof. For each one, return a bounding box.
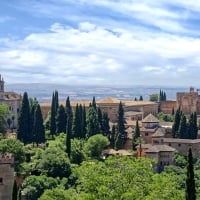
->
[124,100,157,106]
[146,145,176,153]
[3,92,21,100]
[97,97,121,104]
[152,128,165,138]
[163,138,200,144]
[142,113,159,123]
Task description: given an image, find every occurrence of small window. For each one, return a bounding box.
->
[168,143,171,146]
[145,132,148,136]
[178,144,181,147]
[0,178,3,184]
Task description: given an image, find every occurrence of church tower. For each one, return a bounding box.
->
[0,75,4,93]
[0,75,4,100]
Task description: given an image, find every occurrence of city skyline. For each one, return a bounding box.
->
[0,0,200,86]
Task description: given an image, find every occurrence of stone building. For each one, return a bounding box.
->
[177,87,200,115]
[140,114,160,144]
[0,153,14,200]
[40,97,158,122]
[0,75,21,128]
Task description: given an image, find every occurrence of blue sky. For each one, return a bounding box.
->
[1,0,200,86]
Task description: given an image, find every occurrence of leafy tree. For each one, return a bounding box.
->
[149,93,159,102]
[0,103,9,133]
[74,157,183,200]
[86,106,99,138]
[22,175,59,200]
[115,101,126,149]
[66,97,73,157]
[70,138,85,164]
[84,134,109,160]
[0,138,25,171]
[56,105,66,134]
[33,104,45,146]
[186,148,196,200]
[39,188,72,200]
[17,92,32,144]
[133,120,140,149]
[38,146,71,178]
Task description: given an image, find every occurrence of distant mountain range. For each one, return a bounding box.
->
[5,83,189,103]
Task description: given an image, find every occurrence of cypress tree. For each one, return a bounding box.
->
[110,125,116,148]
[66,97,73,157]
[72,104,81,138]
[30,98,38,142]
[177,114,187,139]
[139,96,143,101]
[92,96,96,109]
[188,112,198,139]
[186,148,196,200]
[12,179,18,200]
[97,107,103,133]
[50,92,56,137]
[172,107,181,138]
[133,120,140,149]
[17,92,31,144]
[81,105,86,138]
[33,104,45,146]
[56,105,67,134]
[116,101,126,148]
[102,112,110,137]
[54,90,59,114]
[86,106,99,138]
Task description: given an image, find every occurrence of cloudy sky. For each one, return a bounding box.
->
[1,0,200,86]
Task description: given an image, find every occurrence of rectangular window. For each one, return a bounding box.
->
[0,177,3,184]
[145,132,148,136]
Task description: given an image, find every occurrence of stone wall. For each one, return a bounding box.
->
[0,153,14,200]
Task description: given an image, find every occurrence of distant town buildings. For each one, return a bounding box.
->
[0,75,21,128]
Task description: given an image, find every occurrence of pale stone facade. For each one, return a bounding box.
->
[0,153,14,200]
[0,75,21,129]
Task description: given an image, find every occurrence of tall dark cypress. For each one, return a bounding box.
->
[133,120,140,149]
[81,105,86,138]
[188,112,198,139]
[50,92,56,137]
[172,107,181,138]
[92,96,96,110]
[17,92,31,144]
[66,96,73,157]
[72,104,81,138]
[177,114,187,139]
[110,125,116,149]
[54,90,59,114]
[102,112,110,137]
[116,101,126,149]
[12,179,18,200]
[97,107,103,133]
[86,106,99,138]
[30,98,38,143]
[33,104,45,146]
[56,105,67,134]
[186,148,196,200]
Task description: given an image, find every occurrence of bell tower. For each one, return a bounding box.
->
[0,75,4,93]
